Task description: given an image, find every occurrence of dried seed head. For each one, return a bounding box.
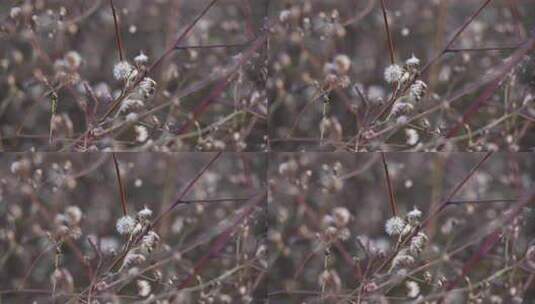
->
[385,216,405,236]
[137,279,151,297]
[139,77,156,98]
[116,215,135,235]
[10,7,22,19]
[65,206,82,225]
[389,102,414,118]
[137,206,153,219]
[332,207,351,227]
[407,206,423,223]
[406,54,420,67]
[118,99,144,114]
[121,251,146,269]
[279,10,291,23]
[134,51,149,65]
[65,51,82,70]
[406,280,420,298]
[391,248,415,269]
[334,54,351,74]
[135,125,149,142]
[113,61,134,80]
[409,232,428,256]
[410,80,427,102]
[405,128,419,146]
[141,230,160,252]
[384,64,403,83]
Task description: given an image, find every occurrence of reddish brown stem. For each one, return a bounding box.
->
[112,153,127,216]
[110,0,124,61]
[381,153,398,216]
[380,0,395,64]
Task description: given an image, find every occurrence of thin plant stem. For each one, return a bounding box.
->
[112,153,128,216]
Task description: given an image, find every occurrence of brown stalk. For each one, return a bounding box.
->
[380,0,395,64]
[112,153,127,216]
[381,153,398,216]
[110,0,124,61]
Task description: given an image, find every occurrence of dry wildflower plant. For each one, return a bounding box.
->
[268,0,535,151]
[0,153,267,303]
[268,152,535,303]
[0,0,268,151]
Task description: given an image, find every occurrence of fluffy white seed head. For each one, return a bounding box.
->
[113,61,134,80]
[138,206,153,219]
[407,207,423,222]
[65,206,82,225]
[139,77,156,98]
[410,80,427,102]
[332,207,351,227]
[385,216,405,236]
[135,125,149,142]
[137,279,151,297]
[121,251,146,270]
[406,54,420,67]
[334,54,351,74]
[141,230,160,252]
[126,112,139,121]
[406,280,420,298]
[118,99,144,114]
[134,51,149,65]
[10,7,22,19]
[390,102,414,118]
[384,64,403,83]
[409,232,428,255]
[116,215,136,235]
[391,248,415,269]
[65,51,82,70]
[279,10,291,23]
[405,128,419,146]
